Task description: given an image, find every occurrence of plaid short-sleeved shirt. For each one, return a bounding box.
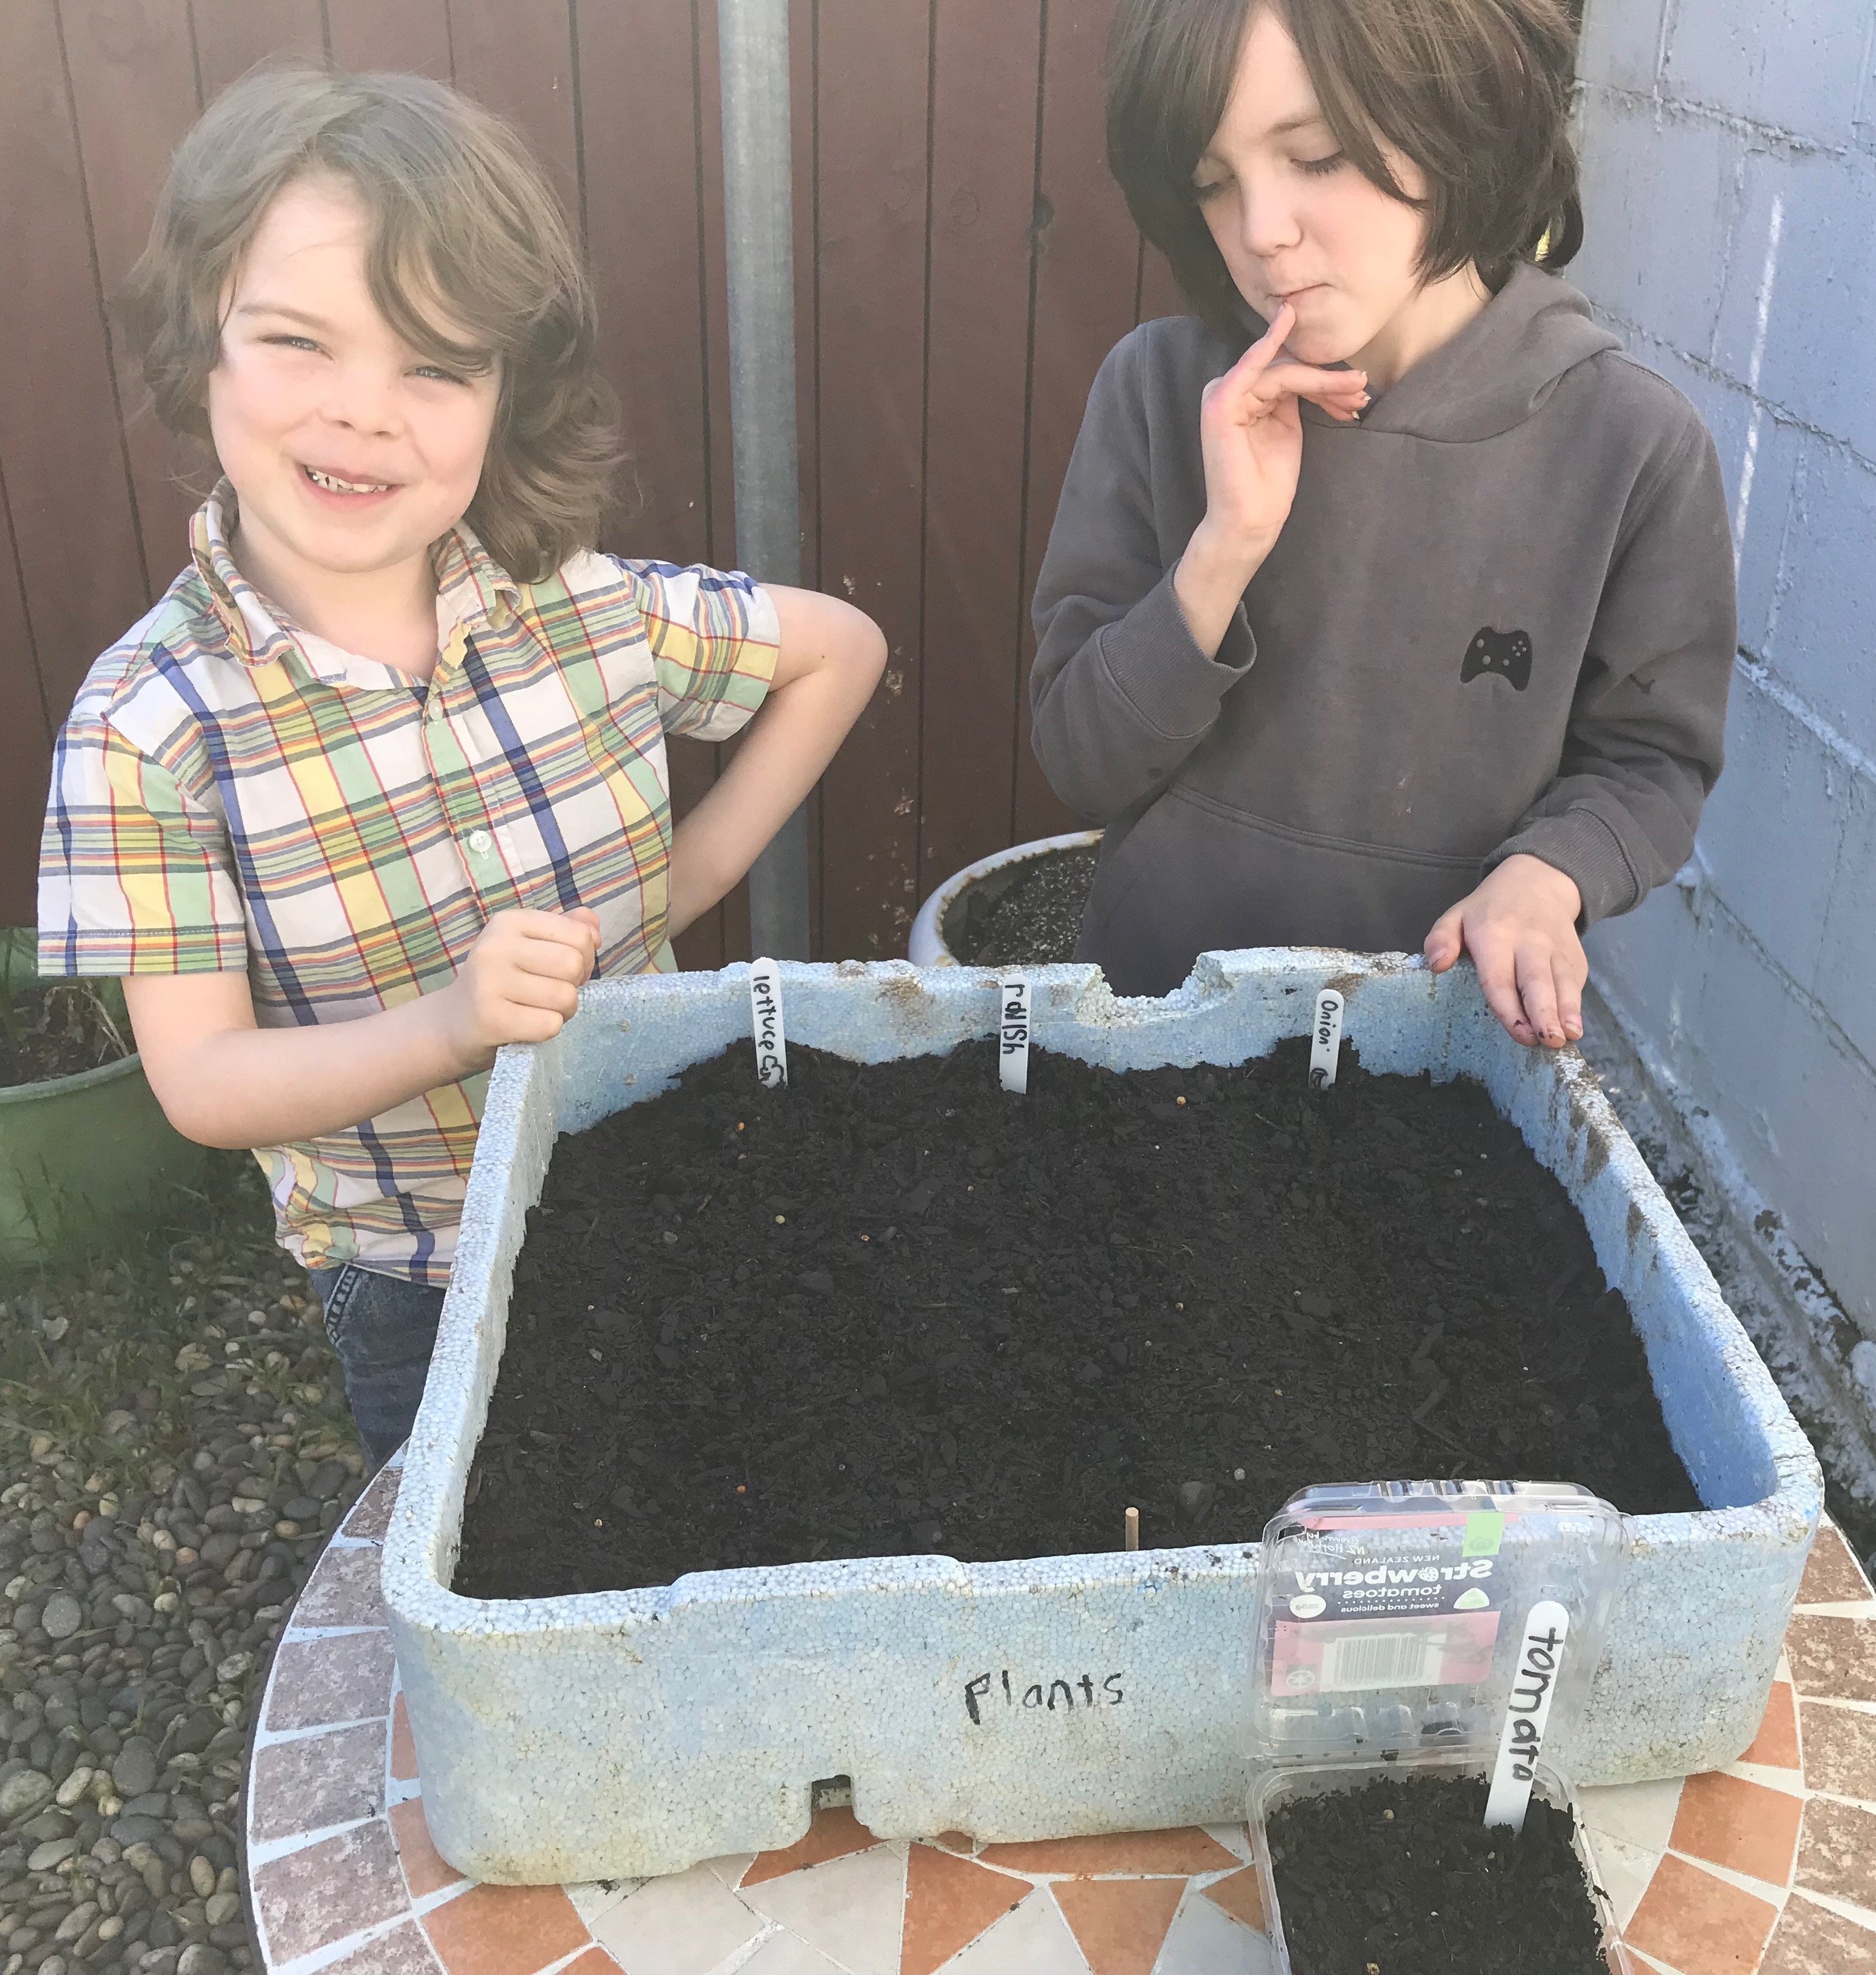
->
[39,488,778,1282]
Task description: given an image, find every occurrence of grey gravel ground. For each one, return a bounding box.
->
[0,1159,361,1975]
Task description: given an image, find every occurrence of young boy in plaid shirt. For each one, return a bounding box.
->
[37,68,884,1466]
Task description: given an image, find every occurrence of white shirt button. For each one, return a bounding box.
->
[466,829,494,856]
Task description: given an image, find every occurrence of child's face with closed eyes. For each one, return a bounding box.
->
[1191,5,1471,375]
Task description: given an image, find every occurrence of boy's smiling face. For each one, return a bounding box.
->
[208,174,501,598]
[1191,6,1479,383]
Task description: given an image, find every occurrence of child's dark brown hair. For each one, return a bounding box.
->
[1107,0,1584,336]
[121,63,620,583]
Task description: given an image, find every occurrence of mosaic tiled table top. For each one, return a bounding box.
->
[246,1460,1876,1975]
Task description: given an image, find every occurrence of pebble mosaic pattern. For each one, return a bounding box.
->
[249,1465,1876,1975]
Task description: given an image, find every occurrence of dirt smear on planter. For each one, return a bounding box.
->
[1267,1771,1611,1974]
[455,1038,1699,1599]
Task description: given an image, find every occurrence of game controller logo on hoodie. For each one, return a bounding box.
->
[1461,627,1533,690]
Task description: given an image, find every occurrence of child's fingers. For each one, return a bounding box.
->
[1250,362,1368,417]
[1515,944,1566,1049]
[1555,947,1587,1042]
[1472,933,1536,1044]
[513,936,592,984]
[1423,907,1464,973]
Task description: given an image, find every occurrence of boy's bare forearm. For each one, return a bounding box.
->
[123,973,480,1149]
[666,588,884,938]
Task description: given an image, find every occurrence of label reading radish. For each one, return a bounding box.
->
[749,959,787,1088]
[1308,989,1345,1090]
[999,978,1031,1096]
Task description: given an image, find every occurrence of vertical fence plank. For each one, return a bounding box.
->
[0,1,150,753]
[445,0,581,236]
[324,0,453,77]
[0,467,52,928]
[580,0,721,967]
[60,0,204,599]
[1011,0,1139,844]
[917,0,1045,901]
[810,0,930,959]
[189,0,326,98]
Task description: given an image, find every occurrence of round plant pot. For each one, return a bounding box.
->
[1,932,209,1264]
[906,829,1103,967]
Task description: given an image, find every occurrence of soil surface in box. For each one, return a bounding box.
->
[1267,1772,1611,1974]
[945,845,1097,966]
[455,1038,1699,1598]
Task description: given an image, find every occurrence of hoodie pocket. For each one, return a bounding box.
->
[1082,786,1485,996]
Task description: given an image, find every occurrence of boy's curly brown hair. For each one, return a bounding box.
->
[120,63,620,585]
[1107,0,1584,338]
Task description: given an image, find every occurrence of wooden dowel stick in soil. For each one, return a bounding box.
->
[1125,1505,1139,1550]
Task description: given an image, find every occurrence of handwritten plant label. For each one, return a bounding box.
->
[749,958,787,1088]
[999,977,1031,1096]
[963,1667,1125,1724]
[1483,1599,1570,1833]
[1308,988,1345,1089]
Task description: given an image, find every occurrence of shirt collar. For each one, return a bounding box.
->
[189,481,525,682]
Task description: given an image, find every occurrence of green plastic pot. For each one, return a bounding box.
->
[1,931,210,1264]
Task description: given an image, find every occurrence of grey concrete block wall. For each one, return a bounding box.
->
[1573,0,1876,1338]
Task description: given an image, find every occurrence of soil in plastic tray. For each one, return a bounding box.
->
[1266,1771,1612,1974]
[946,845,1097,966]
[455,1037,1700,1598]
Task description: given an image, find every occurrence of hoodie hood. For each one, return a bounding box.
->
[1289,263,1623,443]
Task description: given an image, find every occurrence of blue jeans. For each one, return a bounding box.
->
[308,1264,446,1469]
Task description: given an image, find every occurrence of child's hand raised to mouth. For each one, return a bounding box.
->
[1174,302,1368,658]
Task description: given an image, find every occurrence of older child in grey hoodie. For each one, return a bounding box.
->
[1031,0,1735,1048]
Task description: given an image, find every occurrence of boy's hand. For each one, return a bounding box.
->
[1175,302,1368,657]
[1424,856,1586,1050]
[436,907,601,1064]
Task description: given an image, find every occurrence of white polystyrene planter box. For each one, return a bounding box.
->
[382,951,1822,1884]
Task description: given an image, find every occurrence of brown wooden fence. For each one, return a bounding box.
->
[0,0,1177,964]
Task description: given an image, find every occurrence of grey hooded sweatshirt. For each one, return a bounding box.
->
[1029,264,1737,997]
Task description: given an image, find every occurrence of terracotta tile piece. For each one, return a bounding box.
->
[1795,1795,1876,1912]
[265,1628,398,1733]
[1798,1524,1873,1607]
[1800,1699,1876,1801]
[1785,1614,1876,1703]
[347,1465,404,1543]
[251,1820,410,1965]
[390,1797,468,1899]
[251,1720,387,1843]
[1054,1876,1185,1975]
[932,1830,975,1852]
[1201,1865,1266,1933]
[296,1544,389,1628]
[1625,1853,1779,1975]
[741,1804,881,1886]
[899,1841,1029,1975]
[555,1953,620,1975]
[421,1883,589,1975]
[325,1919,447,1975]
[1759,1891,1876,1975]
[1740,1682,1802,1771]
[1670,1771,1803,1887]
[391,1694,419,1782]
[975,1825,1238,1877]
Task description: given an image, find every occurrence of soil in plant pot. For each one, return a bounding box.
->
[1266,1771,1611,1975]
[454,1037,1700,1599]
[945,844,1098,966]
[0,974,131,1087]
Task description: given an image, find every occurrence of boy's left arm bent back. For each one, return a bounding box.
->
[1429,404,1737,1047]
[621,559,885,940]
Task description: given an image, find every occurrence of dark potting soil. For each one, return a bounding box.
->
[944,845,1098,967]
[1267,1772,1611,1975]
[453,1038,1698,1599]
[0,976,131,1087]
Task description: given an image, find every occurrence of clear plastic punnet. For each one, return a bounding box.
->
[1246,1479,1626,1774]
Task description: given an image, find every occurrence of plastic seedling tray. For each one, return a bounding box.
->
[382,950,1822,1883]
